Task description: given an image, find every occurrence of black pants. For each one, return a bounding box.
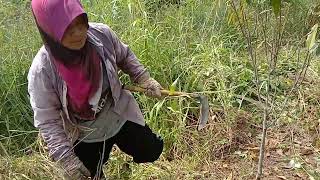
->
[74,121,164,178]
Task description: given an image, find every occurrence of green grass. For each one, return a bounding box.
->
[1,0,320,179]
[0,0,40,155]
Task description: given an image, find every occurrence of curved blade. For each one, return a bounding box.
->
[198,95,209,131]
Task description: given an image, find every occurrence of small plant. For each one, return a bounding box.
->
[229,0,318,178]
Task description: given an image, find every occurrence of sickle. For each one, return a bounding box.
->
[124,85,210,131]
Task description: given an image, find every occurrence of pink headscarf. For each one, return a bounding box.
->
[32,0,101,120]
[32,0,85,41]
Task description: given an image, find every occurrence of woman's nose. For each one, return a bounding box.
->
[72,25,85,37]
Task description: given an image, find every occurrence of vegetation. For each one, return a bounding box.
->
[1,0,320,179]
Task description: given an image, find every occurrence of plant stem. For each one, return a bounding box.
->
[256,110,268,179]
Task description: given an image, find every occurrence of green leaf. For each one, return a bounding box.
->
[271,0,281,16]
[170,99,179,112]
[150,99,166,120]
[306,24,319,52]
[245,0,252,5]
[128,2,132,15]
[169,78,179,95]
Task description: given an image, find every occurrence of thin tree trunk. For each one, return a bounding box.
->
[256,111,268,180]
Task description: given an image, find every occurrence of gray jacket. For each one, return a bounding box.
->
[27,23,148,161]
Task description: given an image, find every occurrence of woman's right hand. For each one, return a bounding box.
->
[60,153,91,180]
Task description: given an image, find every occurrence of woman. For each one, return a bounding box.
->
[28,0,164,179]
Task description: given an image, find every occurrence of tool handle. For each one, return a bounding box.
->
[124,85,190,97]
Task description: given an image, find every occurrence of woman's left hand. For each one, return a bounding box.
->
[138,77,163,98]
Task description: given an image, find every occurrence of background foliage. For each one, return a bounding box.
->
[1,0,320,179]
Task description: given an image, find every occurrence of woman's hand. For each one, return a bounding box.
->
[60,153,91,180]
[137,77,163,98]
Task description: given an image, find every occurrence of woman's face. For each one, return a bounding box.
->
[61,15,88,50]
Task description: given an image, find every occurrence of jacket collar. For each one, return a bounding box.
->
[86,27,120,103]
[87,29,105,61]
[87,30,103,47]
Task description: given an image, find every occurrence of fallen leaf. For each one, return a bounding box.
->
[211,115,216,121]
[224,172,233,180]
[248,151,259,162]
[277,176,287,180]
[285,159,302,169]
[294,140,302,145]
[276,149,284,156]
[266,152,271,157]
[301,148,313,156]
[234,150,248,159]
[273,166,280,172]
[245,146,260,153]
[295,173,303,178]
[264,171,271,176]
[267,139,279,149]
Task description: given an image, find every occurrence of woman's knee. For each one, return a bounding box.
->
[134,135,164,163]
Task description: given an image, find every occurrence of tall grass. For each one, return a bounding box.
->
[0,0,319,179]
[0,0,243,154]
[0,0,40,156]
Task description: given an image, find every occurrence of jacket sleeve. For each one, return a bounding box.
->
[27,57,73,161]
[102,25,150,83]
